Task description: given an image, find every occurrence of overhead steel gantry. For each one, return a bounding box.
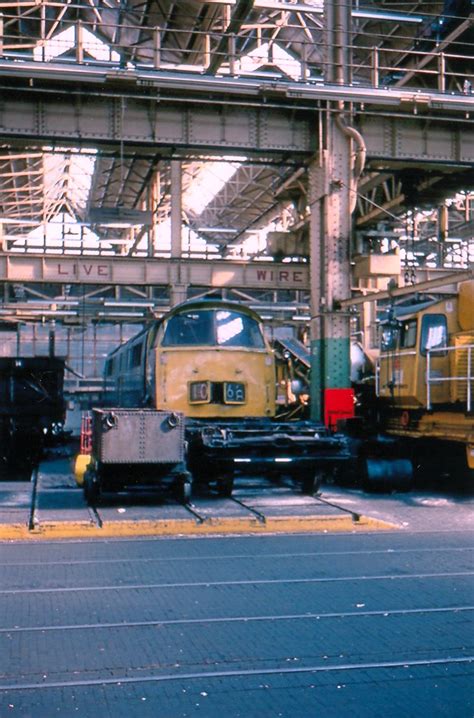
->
[1,0,474,419]
[0,61,473,149]
[0,253,309,293]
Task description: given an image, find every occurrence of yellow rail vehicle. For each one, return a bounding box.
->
[98,298,347,497]
[105,299,276,419]
[376,279,474,482]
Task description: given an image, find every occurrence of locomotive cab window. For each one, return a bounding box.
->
[216,310,264,348]
[163,309,265,349]
[131,343,143,368]
[163,311,214,346]
[420,314,448,357]
[105,358,114,376]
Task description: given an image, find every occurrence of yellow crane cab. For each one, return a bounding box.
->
[373,279,474,483]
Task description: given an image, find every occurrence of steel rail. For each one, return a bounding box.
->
[1,655,472,691]
[88,504,103,528]
[229,495,266,522]
[312,494,361,522]
[181,501,207,523]
[1,570,472,595]
[1,545,471,567]
[1,605,472,634]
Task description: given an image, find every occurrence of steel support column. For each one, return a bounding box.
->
[309,113,352,422]
[308,0,352,423]
[150,171,160,258]
[170,160,187,306]
[170,160,182,259]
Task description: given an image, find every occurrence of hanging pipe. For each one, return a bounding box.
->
[335,114,367,213]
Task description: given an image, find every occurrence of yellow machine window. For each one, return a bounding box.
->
[420,314,448,357]
[400,320,417,349]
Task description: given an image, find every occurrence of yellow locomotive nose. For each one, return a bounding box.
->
[156,348,275,419]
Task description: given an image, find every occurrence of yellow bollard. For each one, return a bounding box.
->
[74,453,91,486]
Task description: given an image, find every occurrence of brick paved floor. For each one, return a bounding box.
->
[1,527,473,717]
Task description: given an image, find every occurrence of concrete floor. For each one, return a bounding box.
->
[0,455,422,539]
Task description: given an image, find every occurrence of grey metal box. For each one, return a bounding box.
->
[92,409,185,464]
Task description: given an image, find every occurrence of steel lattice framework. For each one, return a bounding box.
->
[0,1,472,272]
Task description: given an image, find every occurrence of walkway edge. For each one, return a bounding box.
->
[0,514,399,540]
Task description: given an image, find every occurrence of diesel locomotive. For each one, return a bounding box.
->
[80,297,348,499]
[104,298,276,420]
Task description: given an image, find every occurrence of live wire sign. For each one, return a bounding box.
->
[54,262,111,280]
[253,268,306,285]
[0,255,310,290]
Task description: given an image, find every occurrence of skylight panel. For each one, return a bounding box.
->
[238,42,304,81]
[42,147,97,213]
[33,26,120,63]
[183,158,245,215]
[24,212,103,250]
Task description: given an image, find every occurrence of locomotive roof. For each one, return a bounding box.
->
[164,298,264,322]
[105,298,264,359]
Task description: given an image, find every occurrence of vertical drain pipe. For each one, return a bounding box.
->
[334,115,366,212]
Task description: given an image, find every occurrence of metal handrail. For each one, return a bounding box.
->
[0,10,473,91]
[426,343,474,412]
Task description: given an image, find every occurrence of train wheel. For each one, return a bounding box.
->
[362,458,413,492]
[190,465,211,487]
[83,468,101,505]
[216,475,234,497]
[301,470,324,496]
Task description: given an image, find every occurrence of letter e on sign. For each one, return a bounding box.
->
[77,263,111,280]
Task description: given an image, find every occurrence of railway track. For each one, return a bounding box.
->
[86,487,363,529]
[14,464,377,538]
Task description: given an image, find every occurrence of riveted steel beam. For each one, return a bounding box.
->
[357,115,474,167]
[1,83,472,165]
[0,88,314,156]
[0,253,309,290]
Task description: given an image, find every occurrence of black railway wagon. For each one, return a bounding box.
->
[0,356,66,470]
